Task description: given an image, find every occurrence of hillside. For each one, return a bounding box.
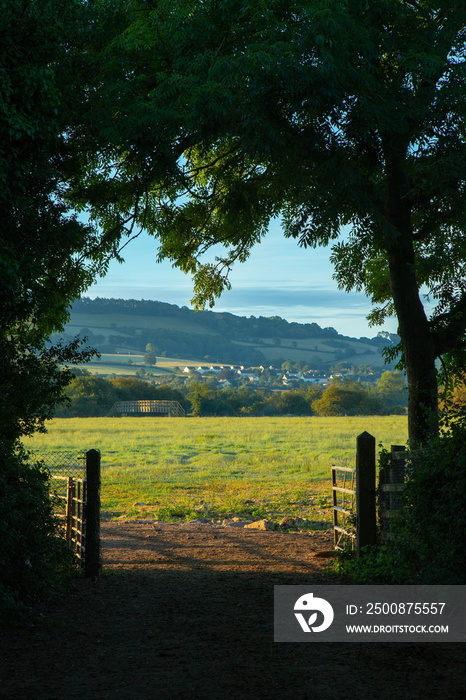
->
[57,297,397,370]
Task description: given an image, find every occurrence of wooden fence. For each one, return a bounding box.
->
[46,449,101,578]
[110,400,186,417]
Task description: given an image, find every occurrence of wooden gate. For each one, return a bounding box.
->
[331,431,377,557]
[45,449,101,578]
[331,466,356,550]
[53,475,87,563]
[331,434,416,554]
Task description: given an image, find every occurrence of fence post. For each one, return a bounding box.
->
[85,449,101,578]
[356,431,376,557]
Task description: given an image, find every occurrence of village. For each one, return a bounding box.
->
[181,364,346,388]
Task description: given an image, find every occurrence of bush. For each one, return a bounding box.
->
[0,446,75,616]
[334,426,466,584]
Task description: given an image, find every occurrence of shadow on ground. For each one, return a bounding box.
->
[0,523,463,699]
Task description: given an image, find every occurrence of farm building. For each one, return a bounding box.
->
[110,400,186,417]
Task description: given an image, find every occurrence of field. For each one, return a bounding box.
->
[78,352,190,377]
[25,415,408,525]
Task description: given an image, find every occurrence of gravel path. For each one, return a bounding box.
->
[0,521,463,699]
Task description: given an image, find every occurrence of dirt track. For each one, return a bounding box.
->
[0,521,464,699]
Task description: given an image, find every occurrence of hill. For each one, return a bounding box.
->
[57,297,397,371]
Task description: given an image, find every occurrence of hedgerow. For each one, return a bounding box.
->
[334,424,466,584]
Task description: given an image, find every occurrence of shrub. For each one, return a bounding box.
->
[0,446,75,616]
[334,425,466,584]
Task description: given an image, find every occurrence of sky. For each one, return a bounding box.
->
[86,220,401,339]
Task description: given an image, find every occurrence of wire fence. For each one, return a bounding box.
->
[32,451,87,521]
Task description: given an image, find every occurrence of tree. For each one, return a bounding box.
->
[111,376,159,400]
[186,381,214,416]
[271,390,313,416]
[0,0,114,441]
[75,1,466,446]
[0,0,119,606]
[376,371,408,411]
[58,376,118,417]
[312,378,385,416]
[143,343,158,366]
[143,351,157,366]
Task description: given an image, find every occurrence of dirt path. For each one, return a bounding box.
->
[0,522,464,699]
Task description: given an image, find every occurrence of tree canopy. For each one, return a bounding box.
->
[68,0,466,445]
[0,0,110,441]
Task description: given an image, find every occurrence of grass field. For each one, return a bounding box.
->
[25,415,408,526]
[78,353,183,377]
[72,353,227,377]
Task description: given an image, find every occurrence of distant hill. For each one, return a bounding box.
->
[57,297,397,369]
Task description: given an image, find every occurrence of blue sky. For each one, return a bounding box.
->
[86,221,400,339]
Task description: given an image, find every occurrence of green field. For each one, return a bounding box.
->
[71,353,227,377]
[25,415,408,525]
[76,353,189,377]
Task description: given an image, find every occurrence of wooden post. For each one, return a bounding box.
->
[356,431,376,557]
[332,467,337,548]
[85,449,101,578]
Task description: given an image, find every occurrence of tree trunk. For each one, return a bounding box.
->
[388,243,438,447]
[384,147,438,447]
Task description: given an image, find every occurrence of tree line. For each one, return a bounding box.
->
[57,371,408,418]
